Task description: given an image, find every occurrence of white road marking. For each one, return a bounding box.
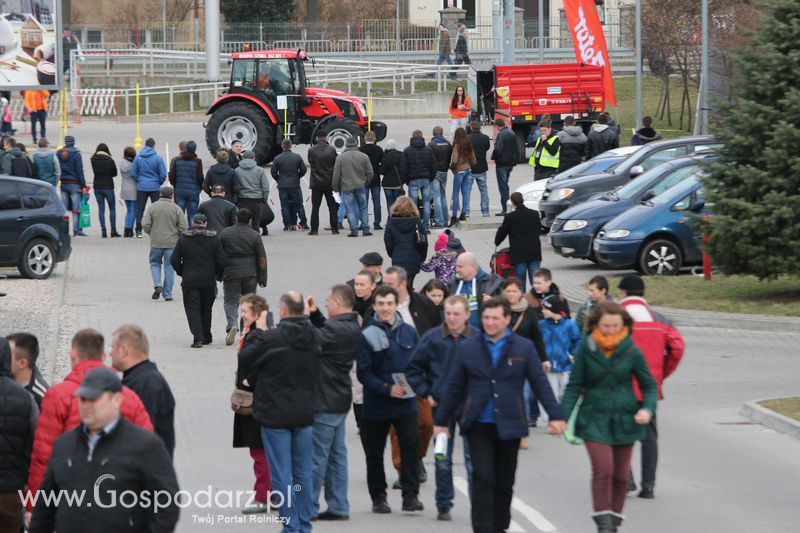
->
[453,476,559,532]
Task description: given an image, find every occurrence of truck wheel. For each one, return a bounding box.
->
[514,128,528,164]
[19,238,56,279]
[206,101,275,165]
[638,238,683,276]
[317,119,364,154]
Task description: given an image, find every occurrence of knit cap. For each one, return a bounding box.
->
[434,233,448,252]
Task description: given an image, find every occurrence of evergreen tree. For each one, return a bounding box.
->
[704,0,800,279]
[220,0,295,22]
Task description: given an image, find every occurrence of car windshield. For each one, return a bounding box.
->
[652,177,701,206]
[617,164,699,201]
[550,156,623,182]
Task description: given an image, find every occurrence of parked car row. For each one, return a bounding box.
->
[510,135,722,275]
[0,176,72,279]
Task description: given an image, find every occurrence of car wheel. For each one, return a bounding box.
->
[638,238,682,276]
[19,238,56,279]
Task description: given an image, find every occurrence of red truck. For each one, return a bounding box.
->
[468,63,606,162]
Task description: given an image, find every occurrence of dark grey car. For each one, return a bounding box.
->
[0,176,72,279]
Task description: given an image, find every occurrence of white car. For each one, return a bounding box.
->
[508,145,642,212]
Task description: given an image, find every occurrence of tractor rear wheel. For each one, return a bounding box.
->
[206,101,275,165]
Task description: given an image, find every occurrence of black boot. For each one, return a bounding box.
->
[111,229,121,238]
[610,513,624,530]
[101,229,108,238]
[592,512,616,533]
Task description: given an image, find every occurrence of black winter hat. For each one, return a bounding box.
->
[541,295,569,317]
[359,252,383,266]
[618,275,645,294]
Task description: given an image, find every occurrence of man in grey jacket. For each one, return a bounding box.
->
[235,150,270,232]
[218,208,267,345]
[32,138,61,187]
[142,185,188,301]
[333,136,373,238]
[271,139,309,231]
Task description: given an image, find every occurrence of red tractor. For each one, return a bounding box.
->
[205,49,387,165]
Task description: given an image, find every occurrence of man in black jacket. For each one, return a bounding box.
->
[427,126,452,228]
[494,192,542,292]
[0,337,38,531]
[307,284,362,521]
[218,209,267,344]
[308,133,339,235]
[29,367,179,533]
[271,139,309,231]
[110,325,176,458]
[239,292,321,532]
[170,213,227,348]
[400,131,436,232]
[490,118,518,216]
[468,121,491,217]
[360,131,385,230]
[203,149,240,202]
[198,184,237,233]
[6,332,49,408]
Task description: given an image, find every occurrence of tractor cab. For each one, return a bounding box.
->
[206,49,386,165]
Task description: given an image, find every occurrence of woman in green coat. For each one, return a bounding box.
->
[560,301,658,533]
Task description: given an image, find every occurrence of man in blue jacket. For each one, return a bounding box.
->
[131,138,167,238]
[433,297,566,533]
[356,285,424,515]
[56,135,86,236]
[407,295,475,521]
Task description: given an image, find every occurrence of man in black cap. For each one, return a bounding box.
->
[29,367,180,533]
[347,252,384,289]
[618,275,685,499]
[142,185,188,302]
[198,184,238,234]
[168,139,204,224]
[171,213,227,348]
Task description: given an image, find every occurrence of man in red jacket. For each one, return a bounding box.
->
[618,275,685,499]
[24,329,153,524]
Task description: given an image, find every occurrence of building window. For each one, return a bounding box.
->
[444,0,477,26]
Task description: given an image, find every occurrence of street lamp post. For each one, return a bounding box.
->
[635,0,642,129]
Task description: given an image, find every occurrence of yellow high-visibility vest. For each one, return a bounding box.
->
[529,136,560,168]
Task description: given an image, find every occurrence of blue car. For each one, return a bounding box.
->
[592,176,711,275]
[548,153,716,261]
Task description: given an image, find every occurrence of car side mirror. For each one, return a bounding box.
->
[689,199,705,212]
[629,165,644,178]
[640,190,655,202]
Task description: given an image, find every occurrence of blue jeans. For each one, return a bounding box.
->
[261,426,314,533]
[383,188,403,222]
[432,171,448,226]
[514,261,541,292]
[30,109,46,141]
[94,188,116,232]
[407,178,431,230]
[311,413,349,517]
[124,200,137,230]
[496,166,513,212]
[278,187,307,228]
[175,190,199,225]
[451,169,473,218]
[472,172,490,215]
[434,417,474,509]
[337,201,346,225]
[60,183,82,233]
[365,183,382,228]
[524,381,540,422]
[341,188,369,235]
[436,54,454,66]
[149,248,174,298]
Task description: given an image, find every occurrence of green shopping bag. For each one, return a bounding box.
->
[564,396,584,445]
[79,194,91,229]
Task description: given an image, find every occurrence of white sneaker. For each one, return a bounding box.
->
[225,326,239,346]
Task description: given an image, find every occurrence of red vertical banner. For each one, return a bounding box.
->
[563,0,617,106]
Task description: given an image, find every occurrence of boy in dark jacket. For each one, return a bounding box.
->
[360,131,385,230]
[400,131,436,231]
[468,121,491,217]
[538,295,580,407]
[169,140,204,224]
[56,136,87,236]
[380,140,404,223]
[427,127,452,227]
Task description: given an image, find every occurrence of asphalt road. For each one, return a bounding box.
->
[5,118,799,532]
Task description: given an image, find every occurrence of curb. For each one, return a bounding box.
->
[740,398,800,441]
[43,260,68,383]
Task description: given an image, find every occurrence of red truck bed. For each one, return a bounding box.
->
[494,63,605,123]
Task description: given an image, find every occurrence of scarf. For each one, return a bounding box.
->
[236,323,251,354]
[510,298,529,314]
[592,327,630,358]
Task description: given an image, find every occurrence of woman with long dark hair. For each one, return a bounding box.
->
[449,128,477,225]
[560,301,657,533]
[91,142,119,237]
[119,147,138,237]
[448,85,471,138]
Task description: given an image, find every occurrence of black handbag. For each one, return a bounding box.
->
[415,221,428,254]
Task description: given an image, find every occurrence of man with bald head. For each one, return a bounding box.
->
[446,252,503,328]
[239,291,322,531]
